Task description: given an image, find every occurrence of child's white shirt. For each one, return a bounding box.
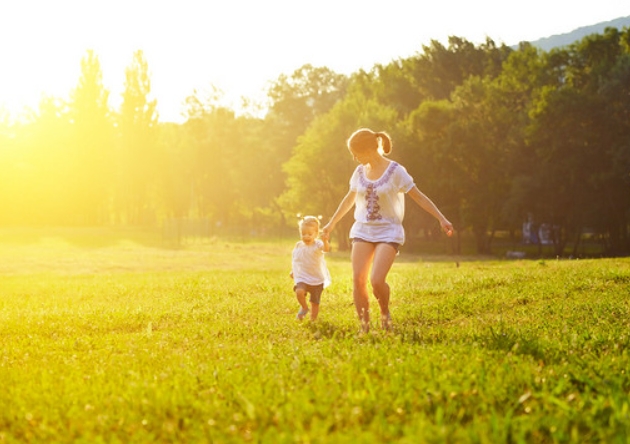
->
[292,239,331,287]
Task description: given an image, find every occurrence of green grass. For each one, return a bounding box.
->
[1,228,629,443]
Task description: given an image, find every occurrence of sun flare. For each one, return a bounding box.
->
[2,1,625,123]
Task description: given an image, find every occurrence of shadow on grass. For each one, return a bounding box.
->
[0,226,300,252]
[0,226,184,250]
[476,325,553,362]
[394,316,560,363]
[308,313,563,364]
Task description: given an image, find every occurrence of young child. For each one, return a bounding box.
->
[323,128,453,332]
[290,216,331,321]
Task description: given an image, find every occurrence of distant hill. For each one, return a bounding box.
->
[521,15,630,51]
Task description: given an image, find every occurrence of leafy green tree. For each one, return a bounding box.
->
[279,82,398,250]
[405,77,517,255]
[598,52,630,252]
[180,88,282,234]
[406,36,511,101]
[156,122,192,221]
[183,100,236,223]
[400,41,519,253]
[264,65,349,224]
[526,88,603,255]
[524,29,630,255]
[360,37,511,122]
[115,50,159,225]
[495,43,557,238]
[401,99,459,247]
[67,50,113,225]
[228,115,281,234]
[22,97,75,224]
[0,117,25,224]
[182,88,266,232]
[266,64,349,148]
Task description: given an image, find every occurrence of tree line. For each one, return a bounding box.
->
[1,28,629,256]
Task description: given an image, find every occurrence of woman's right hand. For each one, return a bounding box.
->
[322,223,333,238]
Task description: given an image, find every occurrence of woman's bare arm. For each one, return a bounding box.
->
[407,186,454,235]
[322,190,357,235]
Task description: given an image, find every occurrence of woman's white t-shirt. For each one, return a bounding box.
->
[349,161,415,245]
[292,239,331,287]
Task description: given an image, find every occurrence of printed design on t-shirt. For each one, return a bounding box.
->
[365,183,381,220]
[358,162,399,221]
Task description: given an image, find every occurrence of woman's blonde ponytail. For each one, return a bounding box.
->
[375,131,392,155]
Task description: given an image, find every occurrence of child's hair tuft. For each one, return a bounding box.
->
[298,215,322,230]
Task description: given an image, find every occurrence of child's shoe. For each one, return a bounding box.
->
[296,308,309,320]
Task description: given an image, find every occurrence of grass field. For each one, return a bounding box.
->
[1,228,629,443]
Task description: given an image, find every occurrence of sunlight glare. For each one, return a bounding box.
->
[0,0,628,122]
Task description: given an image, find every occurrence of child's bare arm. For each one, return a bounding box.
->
[320,234,331,252]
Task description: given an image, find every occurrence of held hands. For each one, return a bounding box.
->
[319,228,331,253]
[321,223,332,240]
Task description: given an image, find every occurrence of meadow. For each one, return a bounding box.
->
[0,228,628,443]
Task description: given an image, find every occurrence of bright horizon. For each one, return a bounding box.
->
[1,0,628,123]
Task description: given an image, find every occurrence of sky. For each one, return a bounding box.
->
[1,0,629,123]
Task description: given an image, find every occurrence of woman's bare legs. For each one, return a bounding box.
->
[351,242,375,332]
[371,243,397,329]
[352,242,397,331]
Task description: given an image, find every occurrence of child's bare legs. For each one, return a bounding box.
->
[352,242,375,332]
[310,303,320,321]
[295,287,309,320]
[371,244,397,329]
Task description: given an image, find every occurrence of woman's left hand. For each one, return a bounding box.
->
[441,219,454,237]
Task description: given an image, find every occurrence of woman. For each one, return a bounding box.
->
[323,128,453,332]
